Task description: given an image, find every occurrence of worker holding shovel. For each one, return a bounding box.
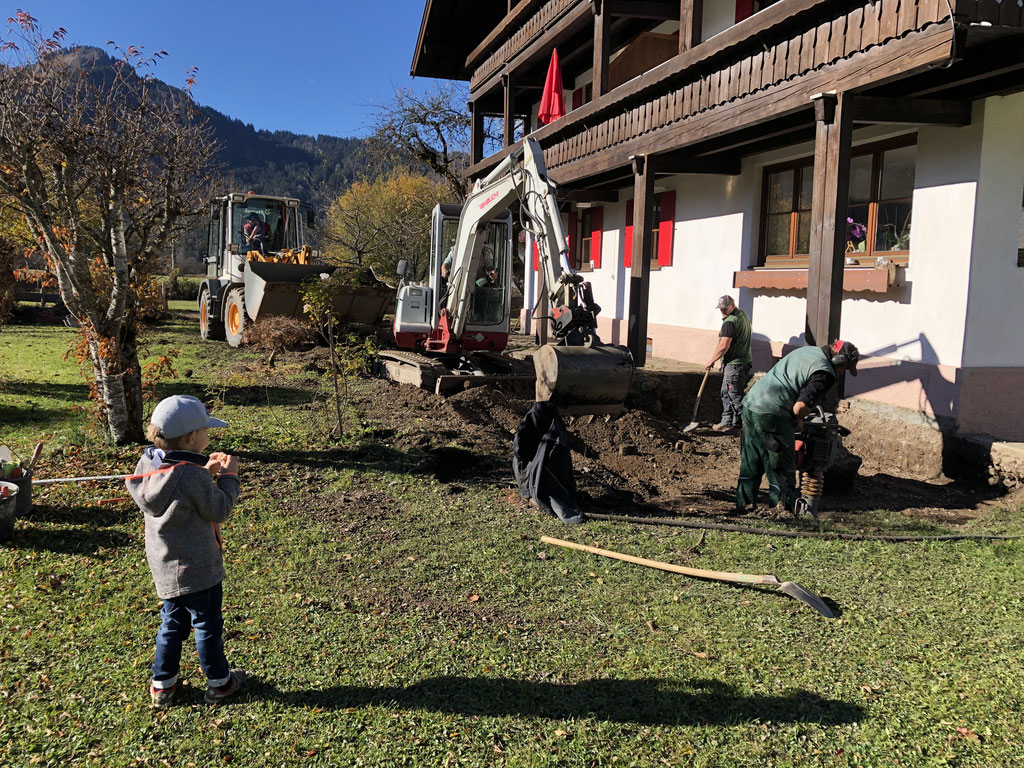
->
[705,295,752,433]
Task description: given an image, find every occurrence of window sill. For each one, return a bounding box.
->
[732,265,900,293]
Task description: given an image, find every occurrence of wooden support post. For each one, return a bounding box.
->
[807,92,853,402]
[503,74,515,148]
[470,100,484,165]
[679,0,703,53]
[593,0,611,98]
[627,155,656,367]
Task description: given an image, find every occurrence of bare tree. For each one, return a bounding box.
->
[0,14,218,443]
[370,81,477,202]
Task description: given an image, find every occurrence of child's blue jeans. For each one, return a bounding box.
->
[152,582,230,689]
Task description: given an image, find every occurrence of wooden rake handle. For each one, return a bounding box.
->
[689,369,710,423]
[541,536,781,586]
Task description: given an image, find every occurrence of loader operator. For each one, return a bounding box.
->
[242,212,270,254]
[736,339,859,514]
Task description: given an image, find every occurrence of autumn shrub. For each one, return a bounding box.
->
[242,316,315,352]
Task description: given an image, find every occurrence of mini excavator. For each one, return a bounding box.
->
[378,137,634,414]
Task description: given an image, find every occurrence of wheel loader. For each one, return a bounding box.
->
[380,137,634,414]
[197,192,393,347]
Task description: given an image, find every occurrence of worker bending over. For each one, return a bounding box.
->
[737,340,859,513]
[705,295,752,433]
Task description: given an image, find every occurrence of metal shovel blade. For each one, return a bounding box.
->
[779,581,834,618]
[681,421,699,434]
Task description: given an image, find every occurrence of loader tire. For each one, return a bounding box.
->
[199,288,225,341]
[224,288,247,348]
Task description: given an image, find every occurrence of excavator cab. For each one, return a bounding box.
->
[395,204,514,352]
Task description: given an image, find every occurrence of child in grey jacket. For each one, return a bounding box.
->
[126,395,247,708]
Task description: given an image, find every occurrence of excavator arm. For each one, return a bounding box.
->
[432,137,634,414]
[442,138,602,347]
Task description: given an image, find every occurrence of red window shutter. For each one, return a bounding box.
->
[657,191,675,268]
[572,88,583,111]
[532,242,539,271]
[735,0,754,22]
[624,200,634,268]
[568,211,578,269]
[590,207,603,269]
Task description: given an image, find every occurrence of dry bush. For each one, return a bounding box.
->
[243,316,315,352]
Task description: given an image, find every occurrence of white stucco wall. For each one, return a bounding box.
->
[523,100,1001,383]
[740,119,985,370]
[962,92,1024,368]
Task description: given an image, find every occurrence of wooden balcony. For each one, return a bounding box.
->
[470,0,587,95]
[466,0,1024,185]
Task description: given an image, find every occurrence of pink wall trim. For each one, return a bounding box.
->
[593,318,1024,440]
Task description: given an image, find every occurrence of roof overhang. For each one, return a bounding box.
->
[411,0,510,79]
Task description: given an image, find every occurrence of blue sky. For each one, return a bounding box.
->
[17,1,434,138]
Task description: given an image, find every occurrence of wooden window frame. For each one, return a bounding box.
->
[758,135,917,269]
[758,157,814,268]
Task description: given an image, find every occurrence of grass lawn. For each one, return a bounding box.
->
[1,314,1022,767]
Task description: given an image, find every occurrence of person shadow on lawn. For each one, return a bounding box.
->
[245,676,863,726]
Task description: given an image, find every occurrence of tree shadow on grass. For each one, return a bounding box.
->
[237,443,508,484]
[4,521,134,555]
[248,676,863,726]
[28,502,136,527]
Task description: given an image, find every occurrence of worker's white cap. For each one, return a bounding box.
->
[150,395,227,439]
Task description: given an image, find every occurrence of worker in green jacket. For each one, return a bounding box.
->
[737,340,859,513]
[705,295,752,433]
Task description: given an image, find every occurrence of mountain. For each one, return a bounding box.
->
[62,46,365,202]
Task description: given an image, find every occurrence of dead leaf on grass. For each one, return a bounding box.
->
[954,727,981,742]
[693,651,708,659]
[467,594,479,603]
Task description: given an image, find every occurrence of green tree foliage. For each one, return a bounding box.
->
[323,171,448,282]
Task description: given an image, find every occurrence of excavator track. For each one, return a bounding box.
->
[377,349,534,396]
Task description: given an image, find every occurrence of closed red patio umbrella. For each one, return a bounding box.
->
[537,48,566,126]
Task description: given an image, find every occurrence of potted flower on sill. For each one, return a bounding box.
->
[846,217,867,257]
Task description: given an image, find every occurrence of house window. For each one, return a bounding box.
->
[572,207,603,271]
[845,138,915,263]
[649,197,662,271]
[758,136,916,267]
[760,160,814,266]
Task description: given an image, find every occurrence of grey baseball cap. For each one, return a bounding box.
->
[716,295,735,310]
[150,395,227,439]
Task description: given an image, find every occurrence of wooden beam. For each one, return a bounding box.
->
[503,74,515,148]
[805,92,853,401]
[849,95,971,126]
[627,155,656,367]
[607,0,681,20]
[594,0,611,98]
[652,153,741,174]
[564,188,620,203]
[470,100,484,165]
[679,0,703,54]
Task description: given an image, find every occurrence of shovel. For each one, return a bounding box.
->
[681,369,710,434]
[541,535,834,618]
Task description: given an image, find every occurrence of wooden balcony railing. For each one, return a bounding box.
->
[470,0,586,93]
[469,0,978,183]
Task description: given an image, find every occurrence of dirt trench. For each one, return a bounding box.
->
[351,369,1006,526]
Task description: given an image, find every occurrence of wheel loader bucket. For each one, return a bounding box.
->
[243,261,394,324]
[533,344,634,416]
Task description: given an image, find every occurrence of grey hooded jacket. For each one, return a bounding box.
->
[126,447,241,600]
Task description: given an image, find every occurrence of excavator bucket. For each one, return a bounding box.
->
[533,344,634,416]
[243,261,394,324]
